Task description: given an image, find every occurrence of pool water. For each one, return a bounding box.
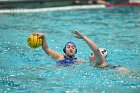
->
[0,6,140,93]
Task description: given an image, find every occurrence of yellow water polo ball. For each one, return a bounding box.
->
[27,34,42,48]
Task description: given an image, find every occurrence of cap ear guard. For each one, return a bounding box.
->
[63,48,66,53]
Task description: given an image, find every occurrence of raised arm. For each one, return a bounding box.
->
[36,33,63,60]
[72,30,107,67]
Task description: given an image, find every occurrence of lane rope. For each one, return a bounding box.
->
[0,5,105,14]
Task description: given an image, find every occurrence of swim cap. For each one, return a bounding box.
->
[63,41,77,54]
[99,48,108,58]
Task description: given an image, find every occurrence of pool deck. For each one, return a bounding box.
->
[0,0,140,9]
[0,0,140,13]
[0,0,109,9]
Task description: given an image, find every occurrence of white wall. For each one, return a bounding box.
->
[129,0,140,3]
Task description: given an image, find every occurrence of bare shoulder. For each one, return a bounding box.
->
[76,58,85,63]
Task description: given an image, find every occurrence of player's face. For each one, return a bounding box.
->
[89,52,95,62]
[65,44,76,56]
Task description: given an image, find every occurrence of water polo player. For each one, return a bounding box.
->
[72,30,108,67]
[72,30,131,74]
[35,33,84,66]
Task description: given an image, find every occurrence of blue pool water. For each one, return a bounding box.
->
[0,6,140,93]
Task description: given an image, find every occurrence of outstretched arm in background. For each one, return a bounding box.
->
[72,30,108,67]
[35,33,64,61]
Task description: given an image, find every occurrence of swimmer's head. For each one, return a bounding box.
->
[99,48,108,58]
[63,41,77,55]
[89,48,107,62]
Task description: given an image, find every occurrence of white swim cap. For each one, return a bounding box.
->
[99,48,108,58]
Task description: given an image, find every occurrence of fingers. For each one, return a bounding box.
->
[33,33,45,38]
[71,30,75,34]
[33,32,40,35]
[71,30,79,34]
[32,33,37,35]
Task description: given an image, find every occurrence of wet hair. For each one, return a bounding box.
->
[63,41,77,54]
